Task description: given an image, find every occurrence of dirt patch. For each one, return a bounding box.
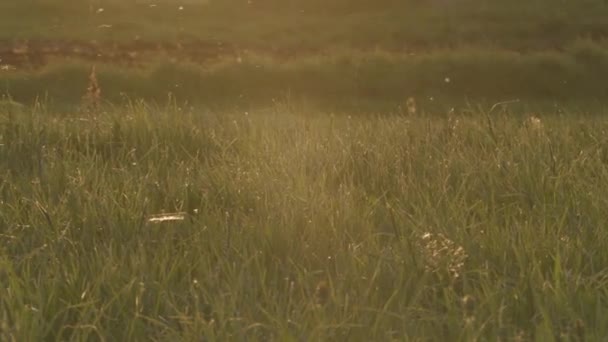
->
[0,39,239,68]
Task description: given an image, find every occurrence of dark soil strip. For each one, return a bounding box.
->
[0,39,239,68]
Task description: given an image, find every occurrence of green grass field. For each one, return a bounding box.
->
[2,0,608,340]
[3,0,608,50]
[2,104,608,340]
[2,41,608,110]
[2,0,608,107]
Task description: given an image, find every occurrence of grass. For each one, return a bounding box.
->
[2,1,608,339]
[3,0,608,109]
[3,39,608,111]
[1,102,608,340]
[2,0,608,51]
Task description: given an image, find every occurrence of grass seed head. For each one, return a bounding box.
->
[420,232,468,280]
[524,115,543,131]
[82,65,102,113]
[406,97,417,115]
[573,319,585,341]
[461,295,476,317]
[314,280,330,307]
[201,303,215,324]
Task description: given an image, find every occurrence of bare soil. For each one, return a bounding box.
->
[0,39,241,68]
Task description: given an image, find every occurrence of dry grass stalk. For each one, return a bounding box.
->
[82,65,102,113]
[147,212,187,224]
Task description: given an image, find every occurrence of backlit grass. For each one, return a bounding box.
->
[3,40,608,110]
[1,103,608,340]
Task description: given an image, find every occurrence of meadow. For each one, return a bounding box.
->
[2,0,608,109]
[2,102,608,340]
[2,0,608,340]
[3,41,608,112]
[3,0,608,50]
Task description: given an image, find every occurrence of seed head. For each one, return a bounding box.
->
[573,319,585,341]
[314,280,330,306]
[406,97,417,115]
[83,65,101,113]
[461,295,476,317]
